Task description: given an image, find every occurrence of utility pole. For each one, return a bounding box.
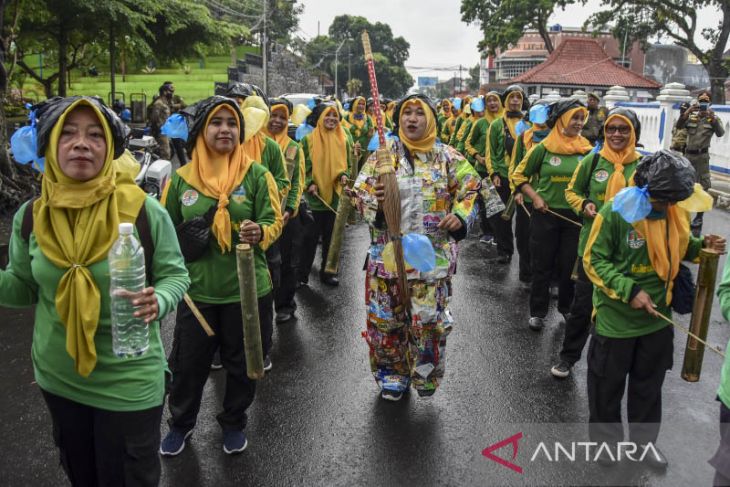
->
[334,39,346,99]
[109,21,115,105]
[459,64,463,94]
[262,0,268,94]
[347,45,351,91]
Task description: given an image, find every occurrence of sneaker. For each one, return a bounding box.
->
[210,350,222,371]
[160,428,193,456]
[528,317,544,331]
[222,429,248,455]
[479,235,494,245]
[263,355,273,372]
[550,361,572,378]
[380,389,404,401]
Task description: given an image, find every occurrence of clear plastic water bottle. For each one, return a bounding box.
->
[109,222,149,357]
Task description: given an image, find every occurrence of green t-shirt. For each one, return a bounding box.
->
[0,197,190,411]
[163,164,281,301]
[717,258,730,408]
[584,202,702,338]
[513,144,585,210]
[566,154,640,256]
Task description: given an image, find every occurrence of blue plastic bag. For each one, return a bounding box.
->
[470,97,485,113]
[367,131,395,151]
[10,125,38,164]
[160,114,189,140]
[529,104,549,124]
[402,233,436,273]
[295,123,314,141]
[612,185,652,223]
[307,98,316,110]
[516,120,530,137]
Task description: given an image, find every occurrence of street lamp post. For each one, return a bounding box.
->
[334,39,346,99]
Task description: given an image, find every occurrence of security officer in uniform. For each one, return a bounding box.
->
[676,91,725,235]
[581,92,608,146]
[670,101,690,154]
[148,82,175,160]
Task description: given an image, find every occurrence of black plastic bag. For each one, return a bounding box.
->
[671,264,695,315]
[634,150,695,202]
[176,205,217,262]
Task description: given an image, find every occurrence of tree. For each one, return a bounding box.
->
[0,0,21,179]
[346,78,362,97]
[461,0,573,54]
[588,0,730,103]
[305,15,414,99]
[467,63,481,90]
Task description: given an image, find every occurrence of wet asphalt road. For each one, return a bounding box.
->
[1,209,729,487]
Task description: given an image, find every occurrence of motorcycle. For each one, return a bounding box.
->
[127,128,172,200]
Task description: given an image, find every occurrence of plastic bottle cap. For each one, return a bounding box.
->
[119,223,134,235]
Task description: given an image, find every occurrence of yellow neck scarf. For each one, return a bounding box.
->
[177,105,253,253]
[34,99,146,377]
[542,107,593,155]
[599,114,642,201]
[398,99,437,154]
[310,107,348,205]
[632,206,691,304]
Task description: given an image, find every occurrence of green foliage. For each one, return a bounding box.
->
[303,15,413,98]
[467,64,481,90]
[461,0,573,54]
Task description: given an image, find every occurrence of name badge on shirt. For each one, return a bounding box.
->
[231,185,247,204]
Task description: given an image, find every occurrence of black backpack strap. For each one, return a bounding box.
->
[135,200,155,283]
[21,197,39,242]
[583,151,601,198]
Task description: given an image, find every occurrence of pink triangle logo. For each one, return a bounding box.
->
[481,432,524,474]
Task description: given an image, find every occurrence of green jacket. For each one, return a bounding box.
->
[455,118,474,156]
[717,258,730,408]
[346,113,372,149]
[301,134,353,212]
[584,202,702,338]
[512,143,587,210]
[163,165,282,301]
[259,135,291,202]
[565,154,640,256]
[464,118,490,175]
[0,197,190,411]
[485,117,518,179]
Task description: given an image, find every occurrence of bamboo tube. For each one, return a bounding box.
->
[324,196,352,274]
[501,193,516,220]
[236,243,264,380]
[681,248,721,382]
[183,293,215,337]
[313,192,338,214]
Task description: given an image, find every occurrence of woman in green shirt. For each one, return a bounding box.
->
[1,96,190,486]
[512,99,592,331]
[712,257,730,484]
[160,96,282,457]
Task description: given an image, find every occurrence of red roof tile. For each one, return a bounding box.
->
[511,38,661,89]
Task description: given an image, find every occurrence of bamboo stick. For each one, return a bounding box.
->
[545,208,582,227]
[501,194,516,220]
[236,243,264,380]
[183,293,215,337]
[324,196,352,274]
[655,311,725,360]
[681,248,722,381]
[312,192,338,214]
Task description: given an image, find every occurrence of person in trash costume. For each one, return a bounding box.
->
[351,94,480,401]
[584,150,725,468]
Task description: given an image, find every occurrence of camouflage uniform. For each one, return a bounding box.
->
[582,106,607,146]
[679,111,724,191]
[149,96,172,160]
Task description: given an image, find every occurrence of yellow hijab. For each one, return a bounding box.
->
[177,104,253,253]
[347,97,367,130]
[34,99,146,377]
[240,96,270,161]
[502,92,523,140]
[310,106,348,204]
[542,107,593,155]
[632,205,691,304]
[263,104,291,153]
[398,98,437,154]
[484,92,504,123]
[599,114,642,201]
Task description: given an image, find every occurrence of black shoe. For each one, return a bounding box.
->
[210,350,222,371]
[641,445,668,470]
[263,355,273,372]
[380,389,404,401]
[321,274,339,286]
[275,311,293,323]
[528,317,544,331]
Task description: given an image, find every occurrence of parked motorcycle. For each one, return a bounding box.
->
[127,128,172,200]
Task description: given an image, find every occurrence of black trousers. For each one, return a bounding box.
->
[711,401,730,486]
[558,261,593,365]
[486,176,514,256]
[587,326,673,445]
[528,209,580,318]
[475,193,493,238]
[299,209,336,281]
[275,216,301,314]
[167,295,273,432]
[514,201,532,282]
[41,389,163,487]
[266,242,282,292]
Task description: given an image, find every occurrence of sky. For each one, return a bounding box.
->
[296,0,723,82]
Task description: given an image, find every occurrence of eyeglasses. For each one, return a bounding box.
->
[605,125,631,135]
